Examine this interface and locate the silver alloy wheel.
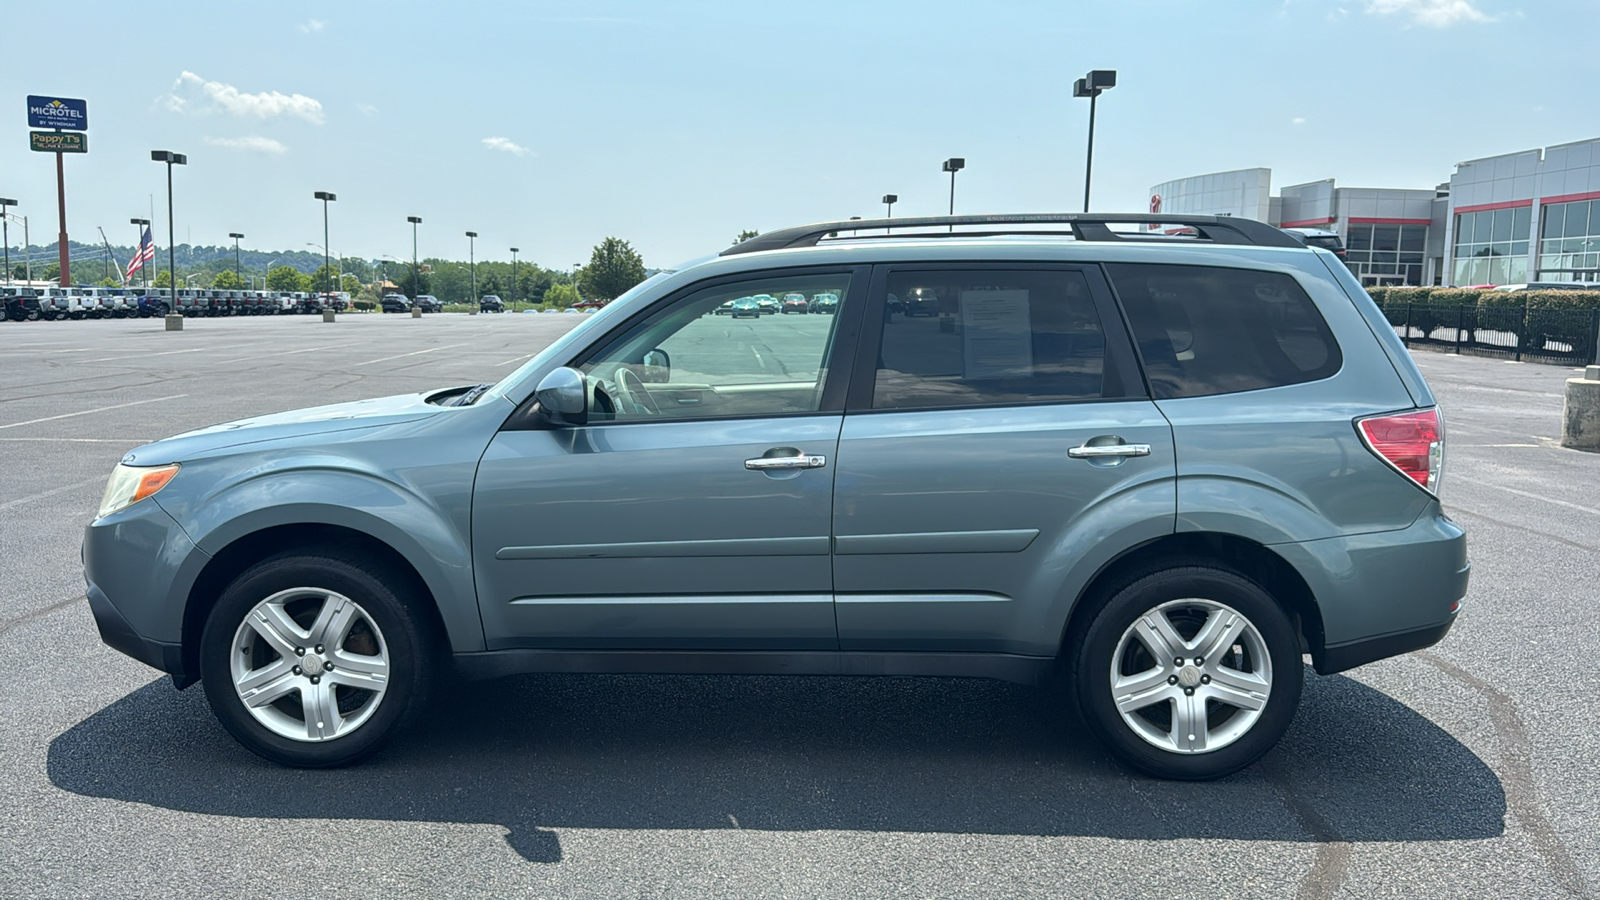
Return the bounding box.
[229,587,391,742]
[1109,598,1273,754]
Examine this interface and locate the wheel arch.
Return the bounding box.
[180,523,462,688]
[1060,531,1326,669]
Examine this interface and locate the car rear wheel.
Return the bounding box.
[1072,565,1302,780]
[199,552,437,767]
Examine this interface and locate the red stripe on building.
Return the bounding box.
[1453,199,1533,214]
[1538,190,1600,206]
[1279,217,1335,228]
[1349,217,1431,225]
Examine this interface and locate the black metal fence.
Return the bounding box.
[1379,303,1600,367]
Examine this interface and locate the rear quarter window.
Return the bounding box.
[1105,263,1341,400]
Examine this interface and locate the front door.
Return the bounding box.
[473,267,865,650]
[831,264,1176,657]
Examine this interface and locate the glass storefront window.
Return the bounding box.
[1513,206,1532,238]
[1491,209,1514,242]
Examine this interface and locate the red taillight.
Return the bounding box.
[1357,408,1443,495]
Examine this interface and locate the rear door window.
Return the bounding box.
[869,269,1109,410]
[1105,263,1341,399]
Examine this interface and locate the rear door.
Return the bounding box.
[830,263,1176,656]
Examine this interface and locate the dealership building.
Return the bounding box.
[1148,136,1600,288]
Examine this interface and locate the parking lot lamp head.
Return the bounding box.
[0,198,14,285]
[882,194,897,218]
[150,152,186,317]
[1073,69,1116,212]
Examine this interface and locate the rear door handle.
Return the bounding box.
[745,452,827,470]
[1067,443,1151,459]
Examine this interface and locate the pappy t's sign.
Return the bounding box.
[30,132,86,153]
[26,95,88,131]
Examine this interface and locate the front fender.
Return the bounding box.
[160,463,484,653]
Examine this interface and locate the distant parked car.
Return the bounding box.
[900,288,937,317]
[2,286,43,321]
[752,294,780,314]
[1281,227,1347,260]
[809,292,841,314]
[380,294,412,314]
[413,295,442,313]
[479,294,504,312]
[573,298,607,310]
[728,297,762,318]
[715,298,745,315]
[781,293,809,314]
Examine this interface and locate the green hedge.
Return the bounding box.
[1363,286,1600,354]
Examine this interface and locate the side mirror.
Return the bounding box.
[535,366,588,425]
[641,348,670,383]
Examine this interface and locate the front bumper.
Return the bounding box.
[83,498,207,685]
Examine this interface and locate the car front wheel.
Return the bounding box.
[1072,564,1302,780]
[199,552,436,767]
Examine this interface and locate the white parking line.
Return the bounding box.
[85,348,212,363]
[0,394,188,430]
[233,341,364,363]
[0,437,153,443]
[1464,479,1600,518]
[494,353,534,367]
[0,477,104,511]
[354,344,465,366]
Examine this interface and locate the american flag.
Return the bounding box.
[125,227,155,281]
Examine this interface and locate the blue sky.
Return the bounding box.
[1,0,1588,270]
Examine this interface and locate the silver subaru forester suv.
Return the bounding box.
[84,214,1466,779]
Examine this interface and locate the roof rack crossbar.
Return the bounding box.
[721,213,1301,256]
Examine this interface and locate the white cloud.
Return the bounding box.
[1292,117,1307,125]
[358,103,379,117]
[482,136,530,157]
[1365,0,1491,26]
[204,136,288,155]
[299,19,325,33]
[169,72,325,124]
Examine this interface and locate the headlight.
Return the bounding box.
[98,463,180,519]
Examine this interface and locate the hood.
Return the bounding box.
[123,392,446,465]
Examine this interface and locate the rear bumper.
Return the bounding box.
[1275,506,1468,675]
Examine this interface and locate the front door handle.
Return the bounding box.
[1067,443,1152,459]
[745,451,828,470]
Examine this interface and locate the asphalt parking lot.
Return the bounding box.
[1,314,1596,898]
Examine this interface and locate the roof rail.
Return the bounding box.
[721,213,1302,256]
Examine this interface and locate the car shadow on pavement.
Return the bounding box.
[47,666,1503,863]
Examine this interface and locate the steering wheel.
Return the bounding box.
[613,366,661,416]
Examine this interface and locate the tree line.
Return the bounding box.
[12,237,651,308]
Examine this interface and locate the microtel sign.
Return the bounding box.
[27,95,88,131]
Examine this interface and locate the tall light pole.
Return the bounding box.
[1073,69,1116,212]
[150,151,187,325]
[942,158,964,231]
[228,232,244,287]
[313,191,336,295]
[882,194,897,219]
[130,218,150,291]
[465,231,478,304]
[510,247,519,308]
[0,198,14,285]
[407,216,423,300]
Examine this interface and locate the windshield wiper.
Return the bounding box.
[452,383,494,407]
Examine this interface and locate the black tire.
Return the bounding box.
[199,551,439,767]
[1070,563,1303,780]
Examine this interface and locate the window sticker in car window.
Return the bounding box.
[960,289,1034,379]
